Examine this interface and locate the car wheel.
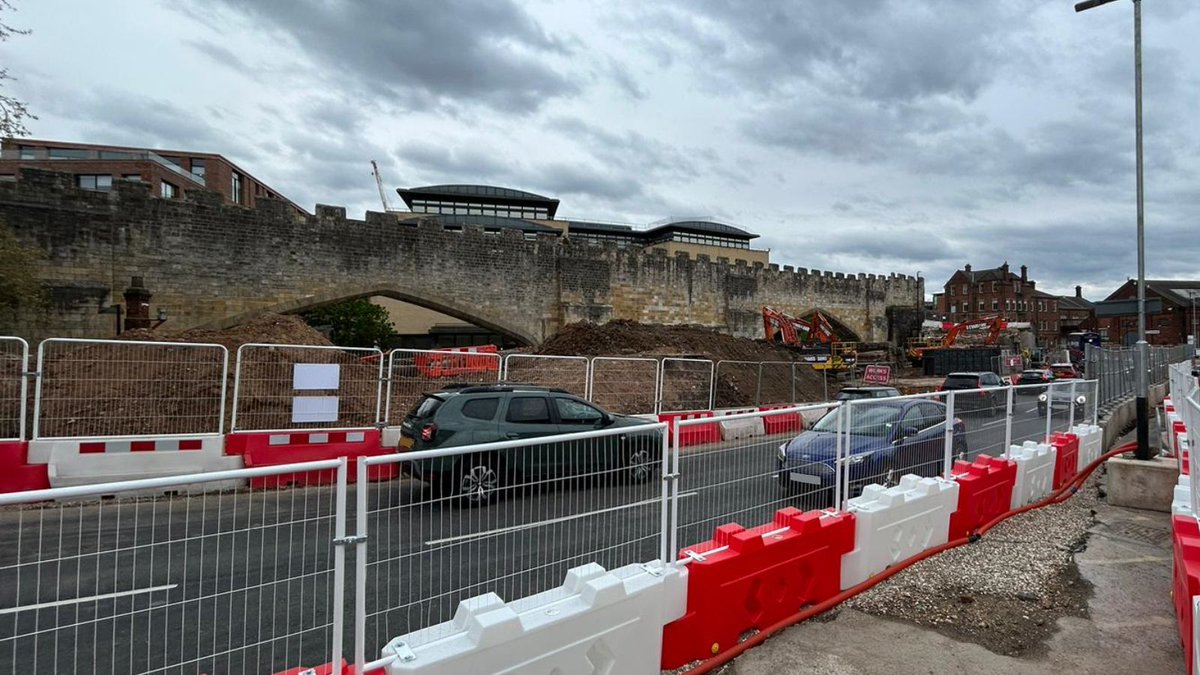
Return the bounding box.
[622,439,656,483]
[456,455,501,507]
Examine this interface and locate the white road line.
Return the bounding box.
[978,419,1009,428]
[0,584,177,615]
[424,492,698,546]
[1023,408,1039,414]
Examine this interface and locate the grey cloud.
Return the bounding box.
[198,0,578,113]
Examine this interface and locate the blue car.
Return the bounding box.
[776,399,967,505]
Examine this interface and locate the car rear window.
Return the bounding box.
[461,397,499,421]
[1022,370,1046,377]
[409,395,444,419]
[943,375,981,389]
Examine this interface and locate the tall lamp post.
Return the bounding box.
[1076,0,1151,459]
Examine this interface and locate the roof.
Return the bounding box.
[1145,280,1200,305]
[567,220,638,234]
[954,265,1020,283]
[431,214,559,233]
[645,220,758,240]
[397,184,560,217]
[1056,295,1094,311]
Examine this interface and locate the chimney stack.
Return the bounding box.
[1001,261,1009,274]
[964,263,972,273]
[1020,265,1028,282]
[1075,285,1082,298]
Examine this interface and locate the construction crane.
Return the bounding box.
[370,160,393,212]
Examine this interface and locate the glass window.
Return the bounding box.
[0,174,14,182]
[992,299,999,310]
[461,397,499,421]
[409,395,443,419]
[76,174,112,191]
[99,150,135,159]
[18,145,36,159]
[122,174,142,182]
[191,158,206,179]
[231,171,243,203]
[49,148,90,159]
[161,181,177,198]
[555,397,604,425]
[505,397,552,424]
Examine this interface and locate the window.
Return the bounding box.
[991,281,998,292]
[161,181,177,198]
[0,174,14,182]
[76,174,112,191]
[231,171,243,203]
[49,147,90,159]
[505,396,551,424]
[1014,282,1020,294]
[950,304,957,314]
[977,283,984,293]
[99,150,135,159]
[18,145,35,159]
[122,174,142,182]
[978,301,984,311]
[949,287,955,297]
[191,158,206,180]
[992,300,999,311]
[461,397,499,421]
[962,284,968,294]
[555,397,604,425]
[160,155,182,167]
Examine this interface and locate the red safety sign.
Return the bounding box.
[862,364,891,384]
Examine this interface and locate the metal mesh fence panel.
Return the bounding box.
[659,358,714,413]
[837,392,956,503]
[34,339,227,440]
[0,337,27,441]
[501,354,588,397]
[0,461,347,675]
[232,344,383,432]
[356,424,668,660]
[757,361,796,406]
[586,357,659,415]
[713,360,761,409]
[383,349,500,424]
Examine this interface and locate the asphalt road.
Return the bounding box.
[0,398,1083,674]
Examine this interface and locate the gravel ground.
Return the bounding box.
[844,473,1100,657]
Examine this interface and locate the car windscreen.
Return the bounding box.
[942,375,982,389]
[408,394,444,419]
[811,405,901,437]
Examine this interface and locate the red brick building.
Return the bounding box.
[0,138,305,215]
[1098,279,1200,346]
[933,262,1063,346]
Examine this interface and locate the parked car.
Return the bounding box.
[938,372,1005,415]
[776,399,967,506]
[834,386,902,401]
[398,385,659,504]
[1049,363,1081,380]
[1037,387,1088,418]
[1014,368,1054,394]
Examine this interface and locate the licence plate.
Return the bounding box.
[398,436,414,450]
[789,472,822,485]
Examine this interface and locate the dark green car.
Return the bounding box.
[398,385,661,504]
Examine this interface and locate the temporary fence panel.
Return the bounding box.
[0,459,349,675]
[659,358,714,414]
[501,354,588,398]
[231,344,383,433]
[757,361,798,407]
[947,385,1012,470]
[383,349,500,426]
[713,360,762,409]
[1184,393,1200,518]
[33,339,228,440]
[671,404,834,557]
[353,423,669,669]
[586,357,659,415]
[0,337,28,442]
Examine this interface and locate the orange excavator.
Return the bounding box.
[907,315,1008,364]
[762,307,837,345]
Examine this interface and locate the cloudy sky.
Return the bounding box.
[2,0,1198,300]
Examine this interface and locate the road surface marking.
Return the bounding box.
[978,418,1008,428]
[0,584,177,615]
[424,492,698,546]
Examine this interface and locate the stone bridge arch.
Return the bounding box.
[205,285,541,346]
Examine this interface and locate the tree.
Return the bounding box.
[0,1,36,138]
[300,298,395,348]
[0,219,46,328]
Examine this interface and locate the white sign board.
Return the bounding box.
[291,396,340,423]
[293,363,340,390]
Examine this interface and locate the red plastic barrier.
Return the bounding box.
[415,345,499,378]
[271,660,384,675]
[947,454,1017,540]
[1173,515,1200,674]
[226,429,397,487]
[0,440,49,494]
[1049,432,1080,490]
[758,405,804,436]
[660,507,855,669]
[659,411,721,447]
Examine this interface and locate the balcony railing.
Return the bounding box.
[0,148,206,186]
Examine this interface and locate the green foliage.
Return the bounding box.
[300,298,395,348]
[0,220,46,323]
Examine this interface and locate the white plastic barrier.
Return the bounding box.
[28,435,244,490]
[381,560,687,674]
[1070,423,1103,473]
[1173,474,1193,517]
[1009,441,1057,509]
[1194,596,1200,675]
[840,474,960,589]
[381,425,404,450]
[718,415,765,441]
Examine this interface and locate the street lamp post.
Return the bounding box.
[1076,0,1152,459]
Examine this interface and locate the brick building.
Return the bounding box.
[933,262,1063,346]
[1098,280,1200,346]
[1056,286,1097,337]
[0,138,306,215]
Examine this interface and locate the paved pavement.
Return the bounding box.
[0,401,1074,673]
